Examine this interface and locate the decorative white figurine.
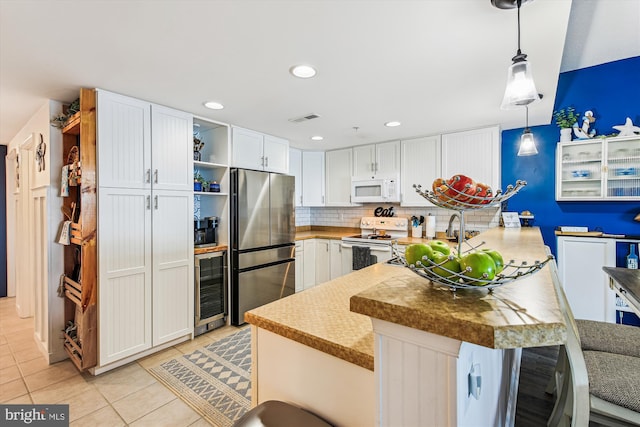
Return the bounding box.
[573,110,596,139]
[612,117,640,137]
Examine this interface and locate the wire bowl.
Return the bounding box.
[392,241,554,292]
[413,180,527,210]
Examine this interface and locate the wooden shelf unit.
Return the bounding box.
[61,88,97,371]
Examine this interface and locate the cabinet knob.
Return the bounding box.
[154,195,158,209]
[265,157,269,168]
[146,169,151,183]
[146,195,151,210]
[154,169,158,184]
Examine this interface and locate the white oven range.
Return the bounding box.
[340,216,408,274]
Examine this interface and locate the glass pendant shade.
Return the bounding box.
[501,60,540,109]
[518,129,538,156]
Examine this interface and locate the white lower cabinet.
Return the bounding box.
[98,188,152,365]
[557,236,617,322]
[303,240,317,290]
[330,240,343,280]
[151,190,194,345]
[297,239,346,290]
[98,188,194,366]
[295,241,303,292]
[315,239,331,285]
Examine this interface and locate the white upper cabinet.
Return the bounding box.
[97,90,193,191]
[556,136,640,201]
[263,135,289,174]
[377,141,401,176]
[97,90,151,189]
[231,126,289,174]
[325,148,358,206]
[151,105,193,191]
[401,135,441,206]
[353,141,400,177]
[441,126,500,189]
[289,148,303,207]
[302,151,325,206]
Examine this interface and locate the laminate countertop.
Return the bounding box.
[294,227,450,245]
[245,227,566,371]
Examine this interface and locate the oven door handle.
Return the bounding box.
[340,242,392,252]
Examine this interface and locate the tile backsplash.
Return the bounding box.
[296,205,501,233]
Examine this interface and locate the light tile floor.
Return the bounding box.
[0,297,240,426]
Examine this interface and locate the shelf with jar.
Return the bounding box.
[556,135,640,201]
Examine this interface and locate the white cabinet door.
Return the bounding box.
[232,127,264,170]
[325,148,356,206]
[315,239,331,285]
[303,239,316,290]
[151,105,193,192]
[97,90,151,189]
[152,190,194,345]
[263,135,289,174]
[401,136,441,206]
[557,236,617,322]
[353,144,376,177]
[98,188,152,365]
[441,126,500,189]
[302,151,325,206]
[289,148,303,207]
[376,141,400,176]
[295,241,303,292]
[330,240,343,280]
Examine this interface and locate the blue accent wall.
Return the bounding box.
[501,57,640,256]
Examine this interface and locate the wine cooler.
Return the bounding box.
[195,251,227,336]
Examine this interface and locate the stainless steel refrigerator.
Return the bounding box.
[230,168,296,325]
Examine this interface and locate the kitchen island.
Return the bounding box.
[245,227,566,426]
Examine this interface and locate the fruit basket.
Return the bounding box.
[393,242,554,292]
[394,176,553,291]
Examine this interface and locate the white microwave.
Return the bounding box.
[351,174,400,203]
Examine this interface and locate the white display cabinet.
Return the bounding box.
[556,136,640,201]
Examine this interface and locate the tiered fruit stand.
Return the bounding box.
[399,179,553,291]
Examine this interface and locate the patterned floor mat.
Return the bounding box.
[149,328,251,426]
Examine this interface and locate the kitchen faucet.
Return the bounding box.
[446,213,460,239]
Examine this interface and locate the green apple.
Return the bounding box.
[460,252,497,285]
[428,240,451,256]
[482,249,504,273]
[405,243,434,266]
[431,253,461,279]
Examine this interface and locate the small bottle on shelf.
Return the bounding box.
[627,243,638,269]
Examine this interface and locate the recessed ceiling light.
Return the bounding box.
[203,101,224,110]
[311,135,324,141]
[290,65,317,79]
[385,121,401,127]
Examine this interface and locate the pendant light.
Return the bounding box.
[493,0,540,109]
[518,106,538,156]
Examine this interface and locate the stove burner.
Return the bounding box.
[367,234,392,239]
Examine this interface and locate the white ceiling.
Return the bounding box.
[1,0,638,150]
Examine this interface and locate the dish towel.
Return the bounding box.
[353,246,377,270]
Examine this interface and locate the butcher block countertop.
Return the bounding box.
[245,227,566,371]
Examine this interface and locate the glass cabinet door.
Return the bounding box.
[605,136,640,199]
[557,140,604,200]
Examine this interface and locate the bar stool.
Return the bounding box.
[575,319,640,358]
[546,258,640,426]
[234,400,333,427]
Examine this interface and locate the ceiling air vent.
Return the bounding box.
[288,113,320,123]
